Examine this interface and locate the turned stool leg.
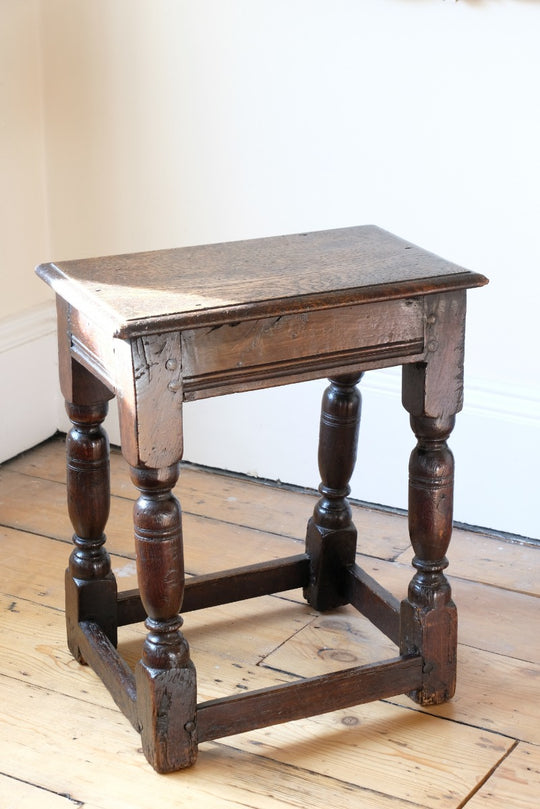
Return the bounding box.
[65,400,117,662]
[305,372,363,611]
[400,414,457,705]
[131,463,197,773]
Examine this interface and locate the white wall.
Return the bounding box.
[0,0,50,319]
[0,1,58,458]
[2,1,539,539]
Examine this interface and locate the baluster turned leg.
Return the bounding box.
[305,373,363,611]
[400,414,457,705]
[65,401,117,662]
[131,463,197,773]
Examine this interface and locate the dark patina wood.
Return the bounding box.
[304,373,363,611]
[196,655,424,744]
[116,554,311,626]
[64,399,118,661]
[346,564,401,645]
[36,225,487,772]
[78,621,138,728]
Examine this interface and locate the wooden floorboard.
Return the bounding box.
[0,435,539,808]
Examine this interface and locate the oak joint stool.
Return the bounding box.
[37,225,487,773]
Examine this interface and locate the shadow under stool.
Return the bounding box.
[36,225,487,772]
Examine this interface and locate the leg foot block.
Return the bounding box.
[304,519,357,611]
[65,569,118,663]
[136,660,197,773]
[400,598,457,705]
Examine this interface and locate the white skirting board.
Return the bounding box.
[2,304,538,540]
[0,302,59,464]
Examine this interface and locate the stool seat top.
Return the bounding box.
[37,225,487,338]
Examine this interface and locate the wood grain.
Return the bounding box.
[262,605,540,746]
[197,655,423,743]
[224,701,513,809]
[1,438,537,807]
[180,298,423,399]
[5,438,412,560]
[36,225,491,768]
[465,743,540,808]
[36,225,487,337]
[0,774,80,809]
[2,449,538,665]
[16,436,539,590]
[0,675,514,809]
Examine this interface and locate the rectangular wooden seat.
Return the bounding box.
[37,225,487,772]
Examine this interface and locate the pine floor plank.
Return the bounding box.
[0,467,307,567]
[356,556,540,664]
[396,536,540,598]
[1,674,513,809]
[390,648,540,747]
[1,676,443,809]
[0,526,138,610]
[223,703,513,808]
[7,436,538,589]
[0,591,311,705]
[2,437,539,808]
[0,774,81,809]
[262,609,540,745]
[2,438,412,560]
[465,743,540,808]
[261,603,398,672]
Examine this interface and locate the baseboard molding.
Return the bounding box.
[0,301,59,463]
[350,368,539,539]
[362,366,540,425]
[0,300,57,355]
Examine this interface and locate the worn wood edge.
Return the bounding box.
[36,259,486,340]
[115,273,488,338]
[196,654,423,743]
[78,621,138,729]
[347,564,401,644]
[70,334,116,393]
[117,554,311,626]
[35,264,124,337]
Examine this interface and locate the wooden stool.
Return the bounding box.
[37,225,487,773]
